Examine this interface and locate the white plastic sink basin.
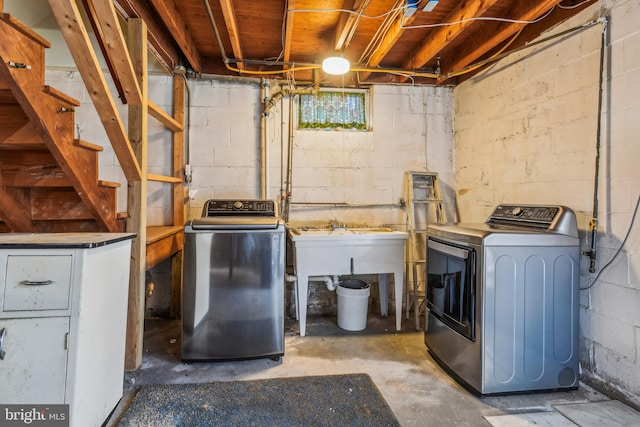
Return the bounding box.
[288,227,405,240]
[287,224,408,336]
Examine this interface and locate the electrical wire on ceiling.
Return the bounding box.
[442,17,603,81]
[359,0,404,66]
[401,6,556,30]
[445,27,524,79]
[343,0,373,49]
[287,3,413,20]
[559,0,595,10]
[201,0,596,83]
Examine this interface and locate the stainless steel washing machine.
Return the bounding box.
[425,204,580,395]
[182,199,285,361]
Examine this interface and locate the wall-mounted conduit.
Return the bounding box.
[583,16,608,274]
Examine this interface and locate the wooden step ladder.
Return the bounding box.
[404,171,445,330]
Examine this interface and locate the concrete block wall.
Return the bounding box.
[43,70,456,319]
[453,0,640,406]
[186,81,455,229]
[184,80,455,317]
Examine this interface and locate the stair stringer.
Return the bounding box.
[0,14,122,232]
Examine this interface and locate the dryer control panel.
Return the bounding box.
[486,204,578,236]
[490,205,559,224]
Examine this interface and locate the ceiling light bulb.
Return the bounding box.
[322,57,350,75]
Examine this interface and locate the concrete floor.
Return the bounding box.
[107,314,638,426]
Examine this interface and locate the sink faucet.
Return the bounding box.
[329,220,346,230]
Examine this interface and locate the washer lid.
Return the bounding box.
[427,222,579,247]
[187,216,282,230]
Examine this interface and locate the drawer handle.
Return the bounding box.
[0,328,6,360]
[19,280,54,286]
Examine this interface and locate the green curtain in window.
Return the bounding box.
[299,92,366,130]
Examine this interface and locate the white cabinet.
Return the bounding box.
[0,233,134,427]
[1,317,69,403]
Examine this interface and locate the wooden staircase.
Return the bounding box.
[0,3,186,371]
[0,13,125,232]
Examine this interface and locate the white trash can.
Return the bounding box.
[337,279,370,331]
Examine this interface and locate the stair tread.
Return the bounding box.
[75,139,104,152]
[98,180,121,188]
[0,89,18,103]
[1,14,51,48]
[44,86,80,107]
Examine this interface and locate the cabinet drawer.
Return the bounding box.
[3,255,73,311]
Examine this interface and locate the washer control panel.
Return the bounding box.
[203,199,277,216]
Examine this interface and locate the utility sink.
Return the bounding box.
[287,222,408,336]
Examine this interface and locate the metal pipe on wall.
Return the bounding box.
[260,79,268,199]
[585,17,609,273]
[284,94,295,222]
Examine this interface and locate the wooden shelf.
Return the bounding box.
[148,173,183,183]
[145,225,183,270]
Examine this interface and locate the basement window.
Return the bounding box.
[298,89,369,130]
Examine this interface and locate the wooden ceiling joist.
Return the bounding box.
[218,0,244,70]
[359,0,425,80]
[283,0,295,62]
[112,0,180,73]
[334,0,367,52]
[401,0,500,74]
[98,0,596,85]
[148,0,202,72]
[441,0,565,78]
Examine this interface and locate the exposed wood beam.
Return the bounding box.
[48,0,141,181]
[125,17,148,371]
[86,0,142,105]
[81,0,126,103]
[148,0,202,72]
[441,0,565,79]
[113,0,179,73]
[359,0,425,80]
[334,0,366,51]
[283,0,295,62]
[172,75,185,227]
[171,76,185,322]
[218,0,244,70]
[148,173,182,183]
[400,0,500,73]
[149,101,183,132]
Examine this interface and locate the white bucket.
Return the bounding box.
[337,279,370,331]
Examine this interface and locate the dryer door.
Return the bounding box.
[426,238,477,341]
